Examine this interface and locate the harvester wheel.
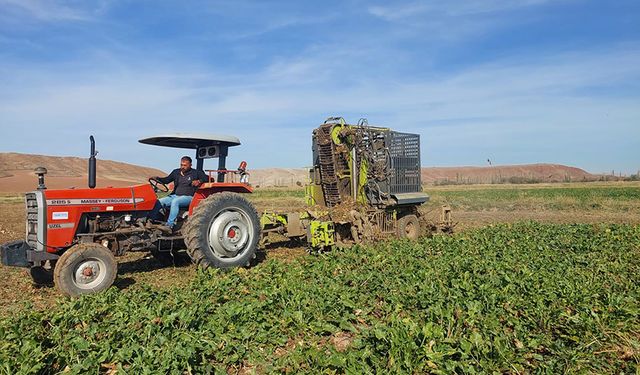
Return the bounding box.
[397,214,420,241]
[184,192,260,269]
[53,243,118,297]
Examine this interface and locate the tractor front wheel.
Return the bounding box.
[184,192,260,269]
[53,243,118,297]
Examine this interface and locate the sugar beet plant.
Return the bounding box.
[1,222,639,373]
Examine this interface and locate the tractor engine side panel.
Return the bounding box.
[42,184,157,252]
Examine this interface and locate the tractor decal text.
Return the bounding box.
[47,223,75,229]
[52,212,69,220]
[46,198,145,206]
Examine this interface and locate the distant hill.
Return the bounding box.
[0,153,600,192]
[0,153,164,193]
[249,163,600,187]
[421,163,599,185]
[249,168,309,187]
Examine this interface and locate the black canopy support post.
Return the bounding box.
[217,146,228,183]
[195,155,206,182]
[196,156,204,172]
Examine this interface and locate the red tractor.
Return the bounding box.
[0,134,261,296]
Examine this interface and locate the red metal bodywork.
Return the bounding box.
[43,184,157,252]
[189,183,253,214]
[42,181,252,253]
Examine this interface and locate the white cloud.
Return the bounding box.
[368,2,430,21]
[217,13,340,41]
[0,0,95,22]
[364,0,571,41]
[368,0,556,21]
[0,34,638,172]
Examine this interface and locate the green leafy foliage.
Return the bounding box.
[1,222,639,373]
[430,185,640,211]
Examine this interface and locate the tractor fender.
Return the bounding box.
[189,184,253,215]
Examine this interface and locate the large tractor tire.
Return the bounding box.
[53,243,118,297]
[184,192,261,269]
[397,214,420,241]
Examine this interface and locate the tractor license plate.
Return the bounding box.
[0,240,30,267]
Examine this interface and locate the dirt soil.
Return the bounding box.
[0,203,57,316]
[428,209,640,231]
[0,201,309,317]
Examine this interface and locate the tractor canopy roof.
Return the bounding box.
[138,133,241,149]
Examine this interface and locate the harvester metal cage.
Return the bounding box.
[308,117,427,209]
[388,131,422,194]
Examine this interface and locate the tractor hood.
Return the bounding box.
[139,133,241,149]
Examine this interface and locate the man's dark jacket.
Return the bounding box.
[156,168,208,196]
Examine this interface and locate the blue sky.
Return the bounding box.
[0,0,638,174]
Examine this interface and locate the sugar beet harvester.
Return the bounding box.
[0,117,450,296]
[261,117,451,250]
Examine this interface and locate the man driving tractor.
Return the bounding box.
[151,156,208,229]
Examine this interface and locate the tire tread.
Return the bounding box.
[183,192,260,269]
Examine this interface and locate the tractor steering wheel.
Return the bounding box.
[149,178,169,193]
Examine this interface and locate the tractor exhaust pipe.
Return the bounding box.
[88,135,97,189]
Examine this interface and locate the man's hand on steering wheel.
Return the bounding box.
[148,177,169,193]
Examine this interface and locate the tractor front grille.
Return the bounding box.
[25,192,45,251]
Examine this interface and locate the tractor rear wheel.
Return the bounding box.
[53,243,118,297]
[184,192,260,269]
[397,214,420,241]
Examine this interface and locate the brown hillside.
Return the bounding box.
[250,168,309,187]
[0,153,598,192]
[0,153,165,193]
[422,164,598,185]
[250,163,598,187]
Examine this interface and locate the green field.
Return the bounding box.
[246,183,640,228]
[1,222,639,373]
[428,184,640,212]
[1,182,639,373]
